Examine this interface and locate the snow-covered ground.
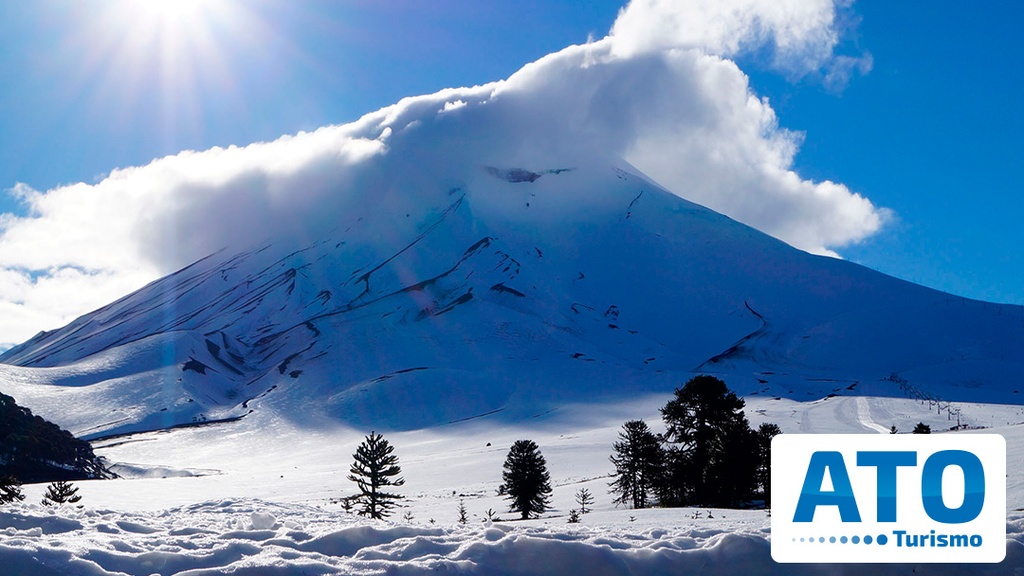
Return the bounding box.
[1,137,1021,574]
[4,394,1024,575]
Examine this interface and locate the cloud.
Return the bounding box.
[0,0,889,345]
[610,0,839,71]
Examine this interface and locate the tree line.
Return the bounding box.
[344,432,557,521]
[343,375,782,521]
[609,375,779,509]
[1,477,85,506]
[3,375,779,518]
[0,391,109,483]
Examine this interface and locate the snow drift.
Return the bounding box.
[2,498,1023,576]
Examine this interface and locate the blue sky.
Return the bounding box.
[0,1,1021,342]
[745,2,1024,305]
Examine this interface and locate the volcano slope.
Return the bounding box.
[1,157,1021,438]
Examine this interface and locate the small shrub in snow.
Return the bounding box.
[575,488,594,514]
[457,499,469,524]
[567,509,581,523]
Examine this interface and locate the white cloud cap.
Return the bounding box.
[611,0,839,70]
[0,0,887,344]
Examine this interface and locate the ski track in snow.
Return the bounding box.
[855,397,891,434]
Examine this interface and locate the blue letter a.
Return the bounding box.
[793,451,861,522]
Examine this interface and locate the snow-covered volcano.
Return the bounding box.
[1,156,1021,439]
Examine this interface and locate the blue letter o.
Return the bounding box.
[921,450,985,524]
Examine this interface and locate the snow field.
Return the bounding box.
[0,500,783,576]
[5,394,1024,574]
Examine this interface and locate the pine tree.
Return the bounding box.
[755,422,782,507]
[0,476,25,505]
[347,431,405,520]
[705,418,758,507]
[457,499,469,524]
[500,440,552,520]
[912,422,931,434]
[575,487,594,514]
[609,419,664,509]
[41,480,82,506]
[659,375,758,507]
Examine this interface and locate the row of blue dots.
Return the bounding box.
[792,534,889,545]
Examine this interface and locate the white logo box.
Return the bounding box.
[771,434,1005,563]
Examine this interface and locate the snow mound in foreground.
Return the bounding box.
[2,499,1024,575]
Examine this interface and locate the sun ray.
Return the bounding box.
[62,0,259,151]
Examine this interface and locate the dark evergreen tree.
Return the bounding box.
[41,480,82,506]
[0,392,108,483]
[575,487,594,514]
[755,422,782,507]
[912,422,931,434]
[457,499,469,524]
[0,476,25,505]
[654,446,691,507]
[710,419,760,507]
[609,419,664,509]
[347,431,405,520]
[659,375,758,507]
[499,440,552,520]
[890,425,898,434]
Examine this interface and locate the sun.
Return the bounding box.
[105,0,242,87]
[61,0,257,141]
[136,0,221,20]
[125,0,232,30]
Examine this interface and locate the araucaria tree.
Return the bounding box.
[575,487,594,514]
[1,476,25,505]
[500,440,552,520]
[660,375,758,507]
[755,422,782,507]
[41,480,82,506]
[609,419,664,509]
[348,431,405,520]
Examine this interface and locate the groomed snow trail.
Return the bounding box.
[855,396,891,434]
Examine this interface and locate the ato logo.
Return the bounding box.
[772,434,1005,563]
